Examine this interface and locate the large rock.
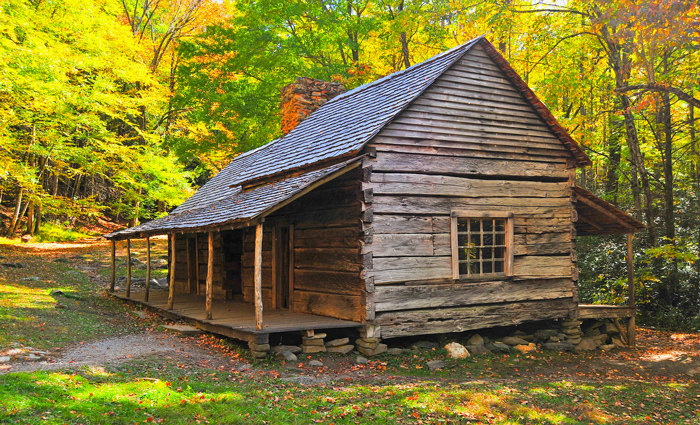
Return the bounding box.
[20,234,33,243]
[356,356,368,365]
[534,329,559,341]
[514,343,537,354]
[411,341,438,350]
[467,334,484,346]
[327,345,354,354]
[575,338,599,352]
[276,351,298,362]
[427,360,445,370]
[358,343,387,357]
[502,336,529,346]
[302,345,326,354]
[466,344,491,356]
[326,337,350,347]
[544,342,575,352]
[605,323,620,334]
[444,342,470,359]
[486,341,511,353]
[272,345,302,354]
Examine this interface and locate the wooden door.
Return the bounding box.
[274,226,293,309]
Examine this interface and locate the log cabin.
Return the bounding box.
[105,36,645,356]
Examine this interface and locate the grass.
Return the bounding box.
[1,359,698,424]
[0,240,149,350]
[34,222,99,243]
[1,240,700,424]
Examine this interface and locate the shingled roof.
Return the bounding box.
[106,36,591,240]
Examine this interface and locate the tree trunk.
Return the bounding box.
[34,204,41,235]
[26,201,34,236]
[7,189,24,237]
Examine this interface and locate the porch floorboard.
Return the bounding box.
[111,289,362,343]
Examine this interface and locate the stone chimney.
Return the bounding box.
[280,77,345,135]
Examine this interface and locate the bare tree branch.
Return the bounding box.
[617,83,700,109]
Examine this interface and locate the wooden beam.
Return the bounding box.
[206,232,213,320]
[109,240,116,292]
[186,235,192,294]
[574,194,635,231]
[145,236,151,302]
[627,233,636,347]
[576,213,603,231]
[126,239,132,298]
[195,234,201,295]
[167,234,176,309]
[254,222,264,331]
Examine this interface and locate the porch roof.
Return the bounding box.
[105,159,360,240]
[572,186,646,236]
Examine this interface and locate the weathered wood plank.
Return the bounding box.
[294,227,362,248]
[373,195,572,216]
[369,173,570,198]
[370,152,569,179]
[371,142,568,163]
[294,247,362,272]
[369,233,434,257]
[376,299,576,338]
[374,278,574,312]
[370,256,452,284]
[513,255,572,277]
[293,290,363,322]
[294,269,361,296]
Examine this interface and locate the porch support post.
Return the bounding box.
[195,234,201,295]
[145,236,151,302]
[109,239,116,292]
[206,232,213,320]
[254,221,264,331]
[126,238,132,298]
[167,233,176,309]
[627,233,636,347]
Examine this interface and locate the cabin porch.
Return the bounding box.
[111,288,362,349]
[572,186,646,345]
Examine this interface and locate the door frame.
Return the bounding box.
[271,224,294,310]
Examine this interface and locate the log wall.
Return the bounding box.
[363,44,579,338]
[172,233,233,300]
[241,171,364,321]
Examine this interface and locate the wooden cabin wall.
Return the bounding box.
[172,233,232,300]
[241,171,364,321]
[363,44,578,339]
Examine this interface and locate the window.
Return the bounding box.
[451,211,513,280]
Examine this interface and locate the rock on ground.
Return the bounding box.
[444,342,470,359]
[427,360,446,370]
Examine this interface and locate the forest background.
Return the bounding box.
[1,0,698,329]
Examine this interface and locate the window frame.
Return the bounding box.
[450,210,514,280]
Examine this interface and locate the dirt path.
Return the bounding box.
[1,331,236,374]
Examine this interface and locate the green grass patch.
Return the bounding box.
[1,361,698,424]
[34,222,99,243]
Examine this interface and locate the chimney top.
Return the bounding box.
[280,77,345,135]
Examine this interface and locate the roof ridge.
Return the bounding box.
[323,36,484,107]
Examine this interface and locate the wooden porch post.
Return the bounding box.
[206,232,214,320]
[167,233,176,309]
[195,234,201,295]
[126,238,132,298]
[254,222,264,331]
[109,239,116,292]
[627,233,636,347]
[145,236,151,302]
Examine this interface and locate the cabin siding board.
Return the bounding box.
[363,46,576,337]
